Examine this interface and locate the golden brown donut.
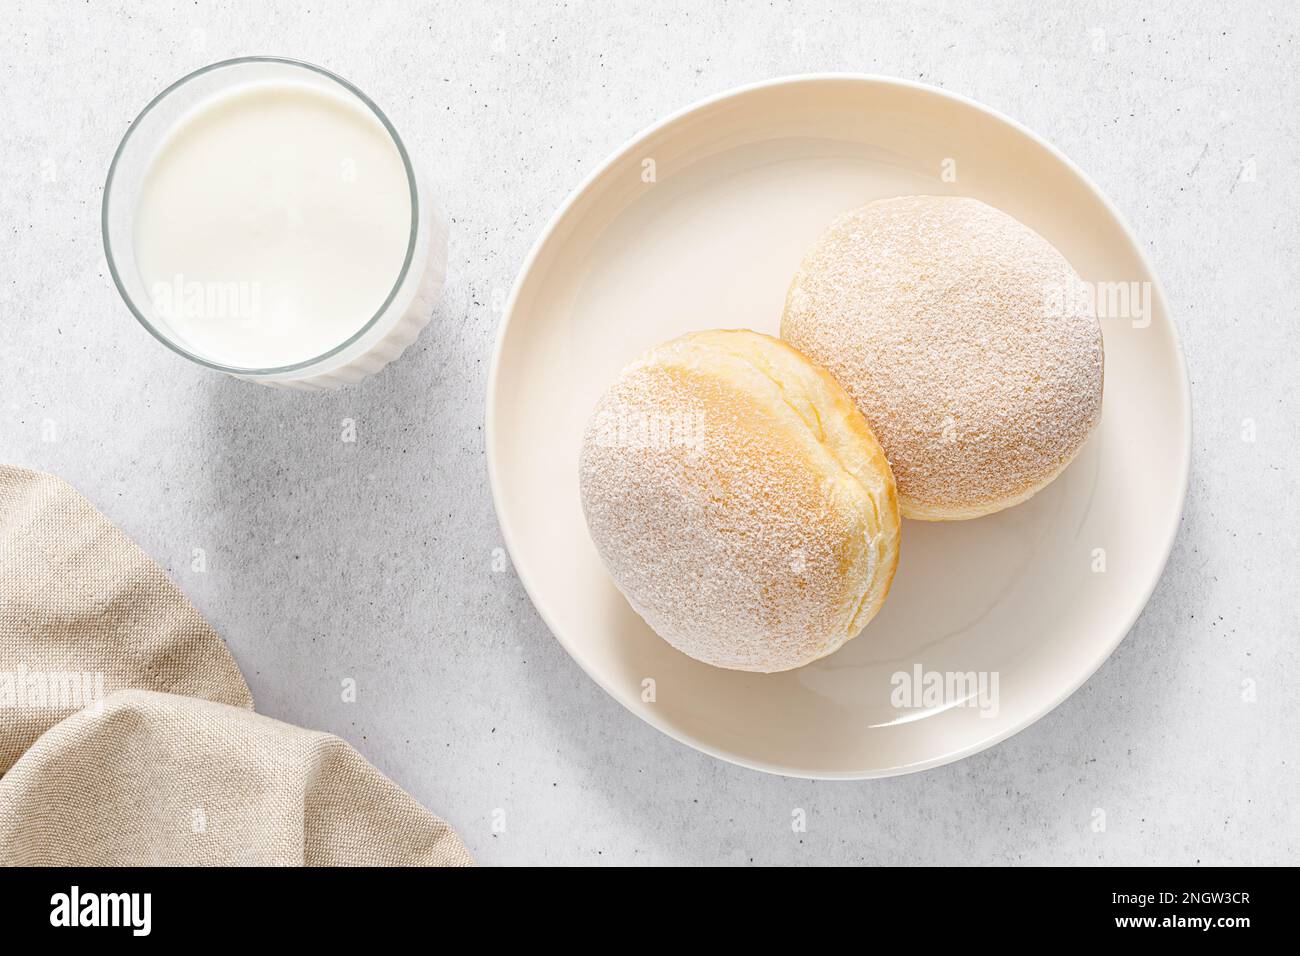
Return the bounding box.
[579,330,900,672]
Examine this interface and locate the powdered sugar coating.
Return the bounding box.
[782,196,1104,520]
[579,330,899,673]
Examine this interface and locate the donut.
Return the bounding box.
[781,195,1104,520]
[579,329,900,673]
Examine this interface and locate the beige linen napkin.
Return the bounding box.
[0,465,471,866]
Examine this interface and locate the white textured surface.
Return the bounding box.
[1,0,1296,865]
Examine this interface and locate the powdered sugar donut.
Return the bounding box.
[579,330,900,673]
[782,196,1104,520]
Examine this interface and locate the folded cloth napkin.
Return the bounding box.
[0,465,471,866]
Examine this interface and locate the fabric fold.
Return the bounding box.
[0,464,471,866]
[0,465,252,772]
[0,689,472,865]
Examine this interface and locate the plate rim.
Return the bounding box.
[486,73,1192,780]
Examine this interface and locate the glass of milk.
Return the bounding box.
[103,57,445,388]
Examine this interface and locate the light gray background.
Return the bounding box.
[2,0,1296,865]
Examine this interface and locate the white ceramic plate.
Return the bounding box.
[487,76,1190,778]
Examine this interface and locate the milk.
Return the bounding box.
[133,79,412,369]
